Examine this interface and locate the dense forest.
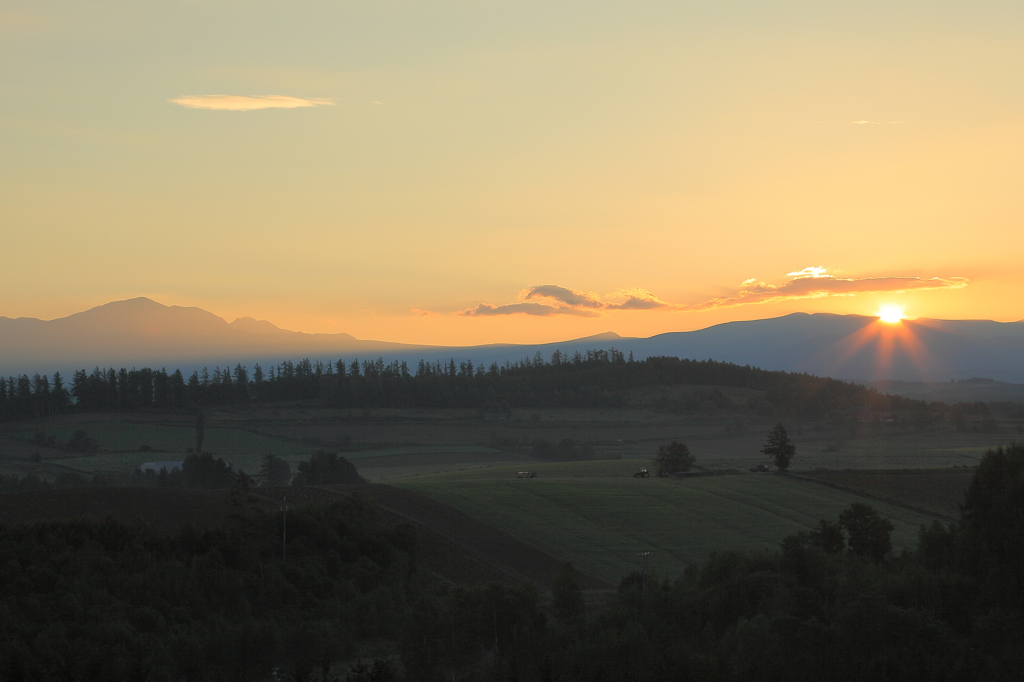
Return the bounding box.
[0,445,1021,681]
[0,349,936,423]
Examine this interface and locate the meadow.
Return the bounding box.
[395,460,943,582]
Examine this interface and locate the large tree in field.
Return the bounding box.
[761,423,795,470]
[653,441,695,476]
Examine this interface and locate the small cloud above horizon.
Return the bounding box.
[169,95,334,111]
[460,302,599,317]
[524,285,603,309]
[457,285,678,317]
[604,288,673,311]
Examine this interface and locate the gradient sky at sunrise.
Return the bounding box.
[3,0,1022,345]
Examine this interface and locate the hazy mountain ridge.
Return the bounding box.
[3,298,1024,388]
[0,298,428,372]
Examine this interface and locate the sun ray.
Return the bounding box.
[819,315,941,381]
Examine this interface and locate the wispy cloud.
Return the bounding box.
[689,268,968,311]
[169,95,334,111]
[523,285,603,309]
[460,302,599,317]
[458,285,676,317]
[604,288,673,311]
[851,120,906,125]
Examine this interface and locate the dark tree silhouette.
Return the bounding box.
[295,451,361,485]
[67,430,99,453]
[959,443,1024,604]
[259,454,292,486]
[551,562,585,626]
[838,503,893,561]
[181,452,233,488]
[761,423,795,470]
[815,519,846,554]
[653,441,695,476]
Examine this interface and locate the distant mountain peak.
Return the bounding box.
[570,331,624,342]
[96,296,164,309]
[229,317,283,334]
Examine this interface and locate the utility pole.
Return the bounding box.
[639,551,650,600]
[281,496,287,562]
[638,551,651,682]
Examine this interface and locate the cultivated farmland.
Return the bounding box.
[396,461,946,583]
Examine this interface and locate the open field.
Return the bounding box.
[395,460,946,582]
[2,405,1013,480]
[354,446,532,482]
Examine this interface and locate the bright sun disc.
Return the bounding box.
[878,305,904,323]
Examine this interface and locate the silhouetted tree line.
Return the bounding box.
[128,451,364,490]
[2,349,944,423]
[1,444,1022,680]
[0,496,417,681]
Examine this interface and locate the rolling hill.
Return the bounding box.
[4,298,1024,385]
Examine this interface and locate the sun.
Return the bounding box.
[878,304,904,324]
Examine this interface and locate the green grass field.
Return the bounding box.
[10,422,315,475]
[16,422,310,457]
[345,445,508,460]
[396,460,944,582]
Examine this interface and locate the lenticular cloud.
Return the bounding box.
[169,95,334,111]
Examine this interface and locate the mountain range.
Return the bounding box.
[3,297,1024,386]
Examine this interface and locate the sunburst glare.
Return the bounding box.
[878,305,904,324]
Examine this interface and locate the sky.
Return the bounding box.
[3,0,1023,346]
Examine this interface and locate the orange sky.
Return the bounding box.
[3,1,1022,344]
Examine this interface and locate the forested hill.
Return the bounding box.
[1,349,929,422]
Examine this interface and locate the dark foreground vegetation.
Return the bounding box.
[1,445,1021,681]
[1,349,950,422]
